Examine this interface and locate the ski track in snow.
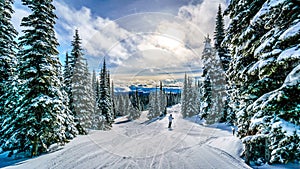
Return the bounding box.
[1,106,251,169]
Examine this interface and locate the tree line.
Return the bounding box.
[1,0,299,164]
[0,0,181,157]
[0,0,118,157]
[182,2,300,165]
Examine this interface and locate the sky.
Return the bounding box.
[12,0,228,86]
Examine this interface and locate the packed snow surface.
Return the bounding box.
[1,105,251,169]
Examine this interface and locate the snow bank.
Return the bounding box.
[207,136,244,159]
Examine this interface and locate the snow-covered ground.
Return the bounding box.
[0,105,296,169]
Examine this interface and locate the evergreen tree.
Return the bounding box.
[159,81,167,115]
[181,75,199,118]
[209,56,227,123]
[90,74,106,130]
[95,79,100,104]
[199,68,212,119]
[111,81,116,118]
[199,35,226,123]
[92,70,97,96]
[123,94,130,116]
[214,4,230,72]
[214,4,231,123]
[224,0,266,138]
[91,70,98,115]
[82,60,94,128]
[185,77,198,117]
[181,73,188,118]
[69,30,82,76]
[115,95,124,116]
[131,89,140,111]
[127,94,141,120]
[194,80,201,114]
[91,110,106,130]
[69,30,88,134]
[98,59,113,127]
[0,0,17,81]
[147,89,160,119]
[63,52,71,95]
[1,0,77,156]
[225,0,300,163]
[52,51,77,140]
[0,0,18,125]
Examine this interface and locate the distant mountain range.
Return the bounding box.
[114,85,182,95]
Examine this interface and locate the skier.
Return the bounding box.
[168,114,174,128]
[231,127,235,136]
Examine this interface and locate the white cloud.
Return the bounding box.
[178,0,227,34]
[12,0,227,84]
[53,1,136,70]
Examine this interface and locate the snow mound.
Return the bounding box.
[207,136,244,159]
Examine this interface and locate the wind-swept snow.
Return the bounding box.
[0,105,251,169]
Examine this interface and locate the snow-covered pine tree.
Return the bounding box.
[0,0,17,79]
[195,80,201,114]
[199,68,212,120]
[98,59,114,127]
[91,77,106,129]
[225,0,300,163]
[0,0,18,126]
[1,0,78,156]
[95,78,100,105]
[130,89,140,111]
[111,81,116,118]
[0,79,21,154]
[62,52,76,136]
[69,30,89,134]
[127,93,141,120]
[159,81,167,115]
[69,30,82,76]
[106,70,111,96]
[185,77,198,118]
[91,70,98,115]
[91,110,106,130]
[115,94,124,116]
[147,89,160,119]
[181,75,199,118]
[214,4,231,123]
[268,115,300,164]
[224,0,266,138]
[53,50,78,141]
[63,52,71,95]
[82,60,94,128]
[226,94,236,125]
[92,70,97,96]
[166,91,172,107]
[181,73,188,118]
[214,4,230,72]
[200,35,226,123]
[122,94,130,116]
[208,55,227,123]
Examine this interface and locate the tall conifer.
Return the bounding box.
[0,0,18,125]
[98,59,113,127]
[1,0,77,156]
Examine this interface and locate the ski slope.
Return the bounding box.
[1,105,251,169]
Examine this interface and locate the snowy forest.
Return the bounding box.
[0,0,299,168]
